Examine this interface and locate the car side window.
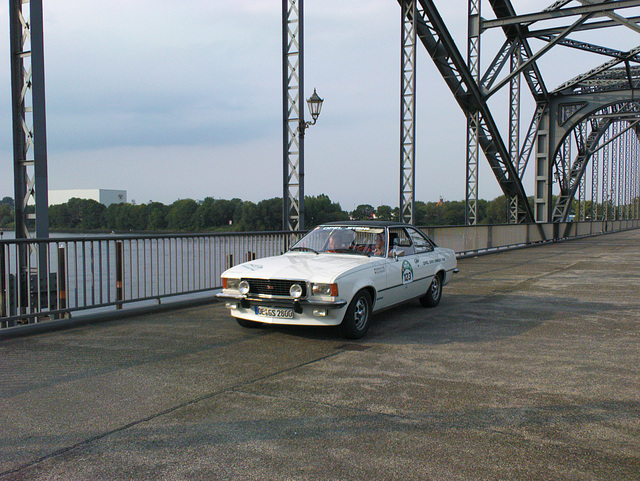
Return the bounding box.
[389,228,415,256]
[407,227,434,253]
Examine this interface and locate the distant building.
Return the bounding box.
[49,189,127,207]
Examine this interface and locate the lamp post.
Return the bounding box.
[290,88,323,231]
[283,86,323,231]
[299,88,324,136]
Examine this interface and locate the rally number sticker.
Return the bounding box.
[402,260,414,285]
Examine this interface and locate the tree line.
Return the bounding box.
[0,197,15,229]
[0,195,345,232]
[0,193,531,232]
[11,193,635,232]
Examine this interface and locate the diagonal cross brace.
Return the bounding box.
[402,0,535,223]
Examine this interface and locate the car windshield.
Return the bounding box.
[290,226,386,256]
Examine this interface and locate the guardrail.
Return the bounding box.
[1,231,302,329]
[1,220,638,332]
[426,219,639,256]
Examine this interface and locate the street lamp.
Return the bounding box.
[299,88,324,136]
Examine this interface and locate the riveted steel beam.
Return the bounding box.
[282,0,305,231]
[406,0,536,224]
[10,0,49,241]
[482,0,640,30]
[400,0,417,225]
[466,0,481,226]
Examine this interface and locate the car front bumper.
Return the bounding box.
[216,292,348,326]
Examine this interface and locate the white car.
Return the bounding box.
[217,221,458,339]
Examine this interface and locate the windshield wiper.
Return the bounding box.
[289,246,319,254]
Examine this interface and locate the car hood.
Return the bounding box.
[223,252,375,283]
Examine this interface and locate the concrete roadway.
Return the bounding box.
[1,229,639,480]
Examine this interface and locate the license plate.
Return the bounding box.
[255,306,294,319]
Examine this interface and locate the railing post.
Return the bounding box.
[57,245,66,318]
[116,240,124,309]
[0,247,6,323]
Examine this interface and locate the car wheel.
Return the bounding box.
[341,289,372,339]
[419,273,442,308]
[236,317,262,329]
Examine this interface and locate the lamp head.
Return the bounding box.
[306,88,324,122]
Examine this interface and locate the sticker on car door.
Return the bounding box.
[402,260,413,284]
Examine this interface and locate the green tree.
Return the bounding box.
[166,199,198,231]
[416,201,443,226]
[305,194,348,228]
[254,198,282,231]
[104,203,145,231]
[414,201,428,225]
[50,198,105,230]
[49,203,71,229]
[215,198,243,228]
[75,198,105,230]
[0,203,13,228]
[193,197,244,230]
[146,202,168,230]
[375,205,393,221]
[482,196,508,224]
[350,204,375,220]
[441,200,466,226]
[195,197,242,229]
[233,200,258,231]
[194,197,217,230]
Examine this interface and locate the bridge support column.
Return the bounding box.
[508,42,522,224]
[400,0,417,225]
[10,0,49,241]
[534,109,552,222]
[282,0,305,231]
[10,0,49,316]
[465,0,481,226]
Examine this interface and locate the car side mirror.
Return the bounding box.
[391,248,404,261]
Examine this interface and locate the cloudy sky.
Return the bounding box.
[0,1,637,211]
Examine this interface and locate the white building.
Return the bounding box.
[49,189,127,207]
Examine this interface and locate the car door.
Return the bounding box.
[406,226,438,295]
[380,227,424,306]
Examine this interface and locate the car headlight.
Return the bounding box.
[289,283,303,298]
[311,283,338,296]
[223,278,241,290]
[238,280,250,295]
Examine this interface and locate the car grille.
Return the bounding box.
[245,278,307,298]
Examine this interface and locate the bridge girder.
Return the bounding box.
[400,0,537,224]
[10,0,49,240]
[543,96,640,223]
[282,0,305,231]
[399,0,640,230]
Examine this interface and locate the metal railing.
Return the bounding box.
[1,220,638,331]
[426,219,639,256]
[1,231,302,329]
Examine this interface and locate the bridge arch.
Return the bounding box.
[548,100,640,222]
[534,59,640,223]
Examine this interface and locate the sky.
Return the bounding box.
[0,1,638,212]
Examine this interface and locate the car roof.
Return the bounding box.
[321,220,412,228]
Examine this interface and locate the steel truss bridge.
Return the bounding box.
[3,0,640,330]
[283,0,640,230]
[6,1,640,235]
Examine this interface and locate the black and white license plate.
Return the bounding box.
[255,306,294,319]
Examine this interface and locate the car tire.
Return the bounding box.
[236,317,262,329]
[341,289,372,339]
[419,273,442,308]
